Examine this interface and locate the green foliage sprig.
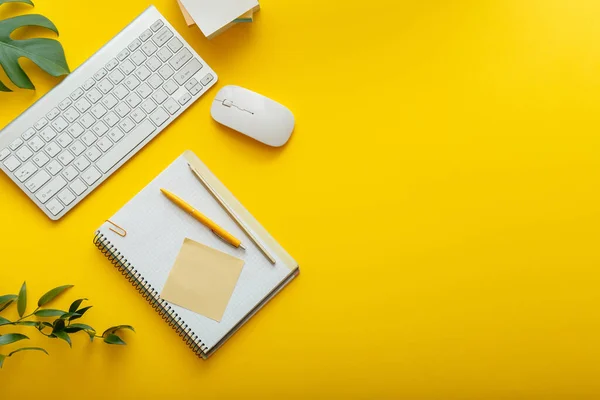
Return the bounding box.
[0,282,134,368]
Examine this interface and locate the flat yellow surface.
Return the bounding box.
[2,0,600,398]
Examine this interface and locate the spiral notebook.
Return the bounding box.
[93,150,299,359]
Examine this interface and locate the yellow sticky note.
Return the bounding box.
[161,238,245,322]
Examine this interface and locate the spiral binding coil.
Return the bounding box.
[93,231,208,357]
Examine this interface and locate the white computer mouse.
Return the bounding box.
[210,85,295,147]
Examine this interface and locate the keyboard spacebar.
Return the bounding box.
[96,120,156,174]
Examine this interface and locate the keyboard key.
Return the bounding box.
[46,108,60,121]
[103,111,120,127]
[10,138,23,150]
[120,59,136,75]
[128,38,142,51]
[134,65,151,81]
[69,140,86,156]
[45,142,61,158]
[117,48,130,61]
[58,188,76,206]
[98,79,114,94]
[109,69,125,85]
[148,74,163,89]
[91,103,108,118]
[106,58,119,71]
[28,136,45,152]
[167,37,183,53]
[146,56,162,71]
[150,107,169,126]
[81,131,98,146]
[40,127,57,141]
[0,148,9,161]
[64,107,80,123]
[163,98,180,115]
[36,176,67,204]
[33,152,50,167]
[141,41,158,56]
[153,26,173,47]
[15,146,33,161]
[178,92,192,105]
[75,97,92,113]
[137,82,153,98]
[34,118,49,130]
[150,19,164,32]
[140,29,152,42]
[141,98,157,114]
[83,78,95,90]
[51,117,69,132]
[163,79,178,95]
[80,113,96,128]
[152,88,168,104]
[68,122,85,138]
[115,102,131,117]
[158,64,174,80]
[85,146,101,161]
[74,156,91,171]
[101,93,119,109]
[124,75,140,90]
[70,88,84,100]
[86,88,103,103]
[184,78,198,91]
[97,120,156,173]
[62,165,79,181]
[174,59,202,85]
[92,121,109,136]
[200,73,214,86]
[169,49,192,70]
[188,83,202,96]
[46,159,62,175]
[125,92,142,108]
[25,170,51,192]
[157,47,172,62]
[97,136,114,152]
[131,108,145,123]
[82,166,102,185]
[57,133,73,148]
[118,117,135,133]
[58,151,75,166]
[3,155,20,171]
[15,162,36,182]
[131,50,146,66]
[114,85,129,100]
[22,128,36,140]
[59,98,72,110]
[70,178,87,195]
[94,68,108,81]
[109,128,125,143]
[46,198,64,215]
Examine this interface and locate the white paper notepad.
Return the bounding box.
[179,0,259,38]
[94,151,298,358]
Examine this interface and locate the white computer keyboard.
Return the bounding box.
[0,6,218,220]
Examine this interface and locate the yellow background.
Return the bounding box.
[1,0,600,398]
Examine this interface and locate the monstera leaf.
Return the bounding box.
[0,0,69,91]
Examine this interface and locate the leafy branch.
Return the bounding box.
[0,282,134,368]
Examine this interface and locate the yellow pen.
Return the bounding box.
[160,188,246,250]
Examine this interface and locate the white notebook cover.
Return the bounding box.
[179,0,259,38]
[95,151,298,356]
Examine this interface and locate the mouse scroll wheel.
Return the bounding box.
[223,99,233,107]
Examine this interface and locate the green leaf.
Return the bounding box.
[69,306,92,320]
[0,354,5,368]
[37,285,73,307]
[0,316,11,326]
[8,347,48,357]
[17,282,26,318]
[59,312,81,320]
[0,14,70,90]
[15,321,38,327]
[0,294,17,306]
[102,325,135,337]
[0,1,35,6]
[103,333,126,345]
[64,323,95,334]
[68,298,87,313]
[0,299,14,312]
[52,330,71,347]
[52,318,65,332]
[0,333,28,345]
[34,309,66,317]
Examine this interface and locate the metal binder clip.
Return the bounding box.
[107,220,127,237]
